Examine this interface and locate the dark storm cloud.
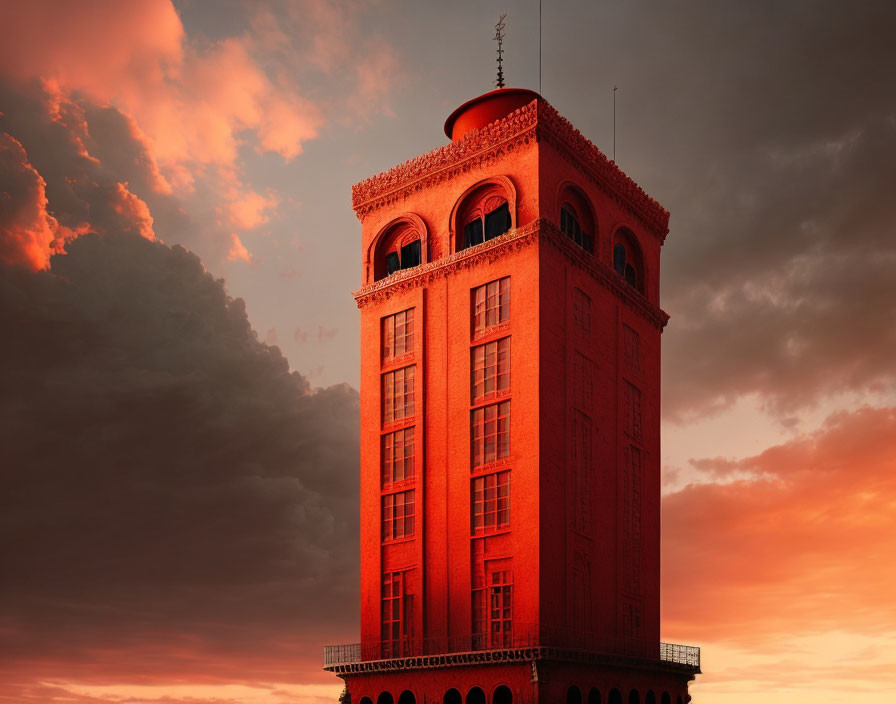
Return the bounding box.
[0,232,359,682]
[582,2,896,417]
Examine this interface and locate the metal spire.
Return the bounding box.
[494,13,507,88]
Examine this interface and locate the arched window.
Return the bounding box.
[398,691,416,704]
[608,690,623,704]
[377,693,394,704]
[612,229,644,294]
[645,692,656,704]
[628,689,640,704]
[444,690,462,704]
[372,218,426,282]
[661,694,671,704]
[557,183,595,254]
[493,685,513,704]
[455,182,514,251]
[588,688,602,704]
[361,698,374,704]
[466,687,486,704]
[567,686,583,704]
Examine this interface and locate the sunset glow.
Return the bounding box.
[1,1,894,703]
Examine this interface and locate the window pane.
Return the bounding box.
[484,202,510,240]
[386,251,400,275]
[400,240,421,269]
[465,218,484,248]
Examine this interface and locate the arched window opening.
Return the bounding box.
[457,185,513,251]
[374,221,424,281]
[612,230,644,294]
[628,689,640,704]
[361,698,374,704]
[608,690,623,704]
[444,690,462,704]
[398,691,416,704]
[493,685,513,704]
[676,697,683,704]
[645,692,656,704]
[557,183,595,254]
[661,694,671,704]
[377,693,394,704]
[567,685,583,704]
[588,688,602,704]
[466,687,487,704]
[560,205,593,253]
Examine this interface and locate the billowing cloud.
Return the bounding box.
[227,233,252,263]
[0,230,360,691]
[662,406,896,645]
[611,3,896,419]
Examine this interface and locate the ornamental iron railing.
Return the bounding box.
[324,624,699,670]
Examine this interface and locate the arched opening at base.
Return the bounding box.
[397,692,416,704]
[608,689,623,704]
[466,687,486,704]
[567,686,583,704]
[493,685,512,704]
[588,688,602,704]
[443,690,462,704]
[645,692,656,704]
[628,690,640,704]
[661,693,671,704]
[377,693,394,704]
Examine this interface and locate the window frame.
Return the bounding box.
[382,489,416,542]
[471,336,511,402]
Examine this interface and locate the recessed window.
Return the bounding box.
[613,231,645,294]
[471,337,510,401]
[573,287,591,334]
[382,366,415,424]
[381,570,413,657]
[457,186,513,251]
[375,222,424,281]
[561,205,593,253]
[473,277,510,334]
[382,427,415,486]
[471,400,510,467]
[382,489,415,541]
[472,470,510,534]
[472,569,513,648]
[382,308,414,362]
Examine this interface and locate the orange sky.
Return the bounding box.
[1,1,895,702]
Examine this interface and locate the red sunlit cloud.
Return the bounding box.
[662,406,896,646]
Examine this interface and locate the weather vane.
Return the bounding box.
[494,13,507,88]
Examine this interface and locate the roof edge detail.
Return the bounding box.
[351,98,670,238]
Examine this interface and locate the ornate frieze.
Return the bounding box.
[351,99,670,240]
[354,219,670,332]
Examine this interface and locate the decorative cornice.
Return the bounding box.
[538,219,670,331]
[350,99,670,241]
[325,645,699,677]
[353,220,539,308]
[353,219,669,332]
[352,102,538,222]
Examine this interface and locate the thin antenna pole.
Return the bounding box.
[613,85,618,161]
[494,14,507,88]
[539,0,542,94]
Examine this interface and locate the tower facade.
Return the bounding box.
[325,89,700,704]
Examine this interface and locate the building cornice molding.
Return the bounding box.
[353,220,539,308]
[351,99,670,242]
[353,219,669,332]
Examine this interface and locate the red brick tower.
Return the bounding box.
[325,88,700,704]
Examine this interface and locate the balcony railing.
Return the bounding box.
[324,624,699,671]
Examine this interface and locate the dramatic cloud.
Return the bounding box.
[662,405,896,645]
[630,3,896,418]
[0,231,360,691]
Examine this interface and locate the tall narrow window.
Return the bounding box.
[488,570,513,647]
[382,427,415,486]
[623,324,641,372]
[381,571,414,657]
[472,568,513,649]
[624,381,642,442]
[400,240,421,268]
[484,202,511,240]
[573,287,591,335]
[382,309,414,362]
[382,489,415,541]
[472,471,510,534]
[382,366,415,424]
[461,194,511,251]
[471,401,510,467]
[473,277,510,334]
[613,232,644,294]
[471,337,510,401]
